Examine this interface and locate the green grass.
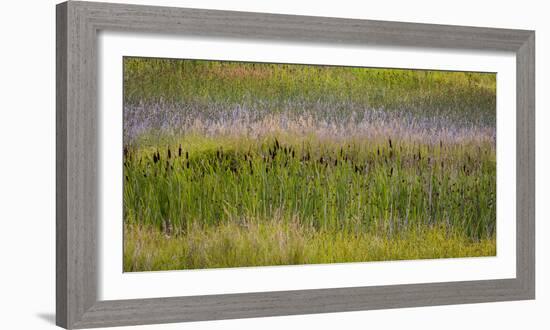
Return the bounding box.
[124,221,495,272]
[123,57,496,271]
[125,135,496,238]
[124,57,496,126]
[123,134,496,271]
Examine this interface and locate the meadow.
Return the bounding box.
[123,58,496,271]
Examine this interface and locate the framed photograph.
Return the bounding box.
[56,1,535,328]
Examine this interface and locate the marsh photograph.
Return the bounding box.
[122,57,496,272]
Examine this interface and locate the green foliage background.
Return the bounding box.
[123,57,496,271]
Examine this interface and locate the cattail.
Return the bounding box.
[153,153,158,164]
[186,161,190,169]
[178,144,182,157]
[186,151,189,160]
[389,138,393,149]
[292,149,295,158]
[319,156,324,164]
[377,148,380,156]
[167,147,171,159]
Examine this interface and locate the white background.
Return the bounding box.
[0,0,548,329]
[99,33,517,300]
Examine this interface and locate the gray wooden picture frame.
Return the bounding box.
[56,1,535,328]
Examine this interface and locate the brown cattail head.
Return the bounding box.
[178,144,182,157]
[167,147,171,159]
